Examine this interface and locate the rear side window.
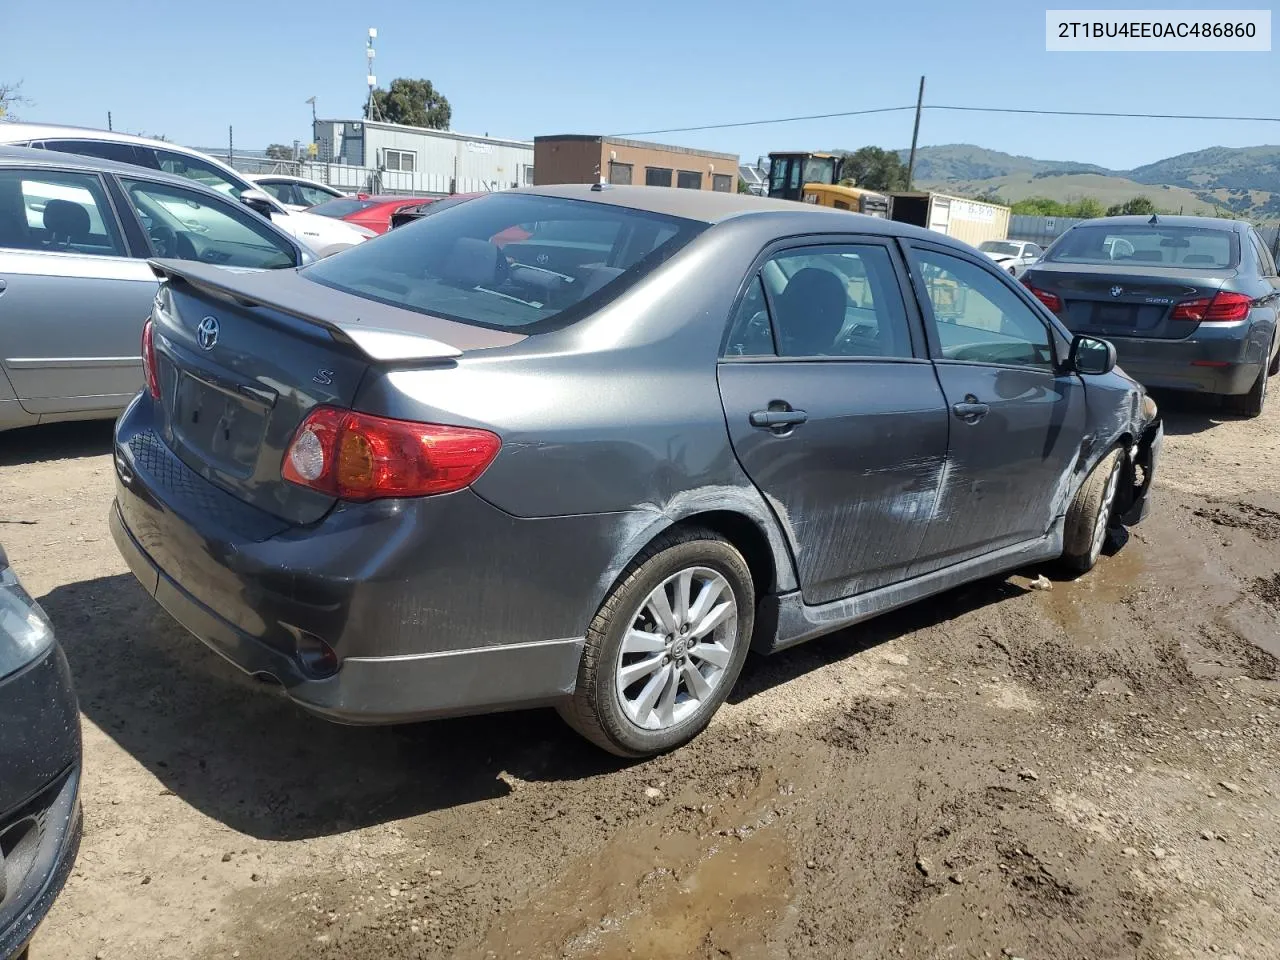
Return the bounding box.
[762,245,914,358]
[43,139,144,167]
[0,168,126,257]
[1048,224,1238,268]
[301,193,704,332]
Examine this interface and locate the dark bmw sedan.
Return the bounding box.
[0,547,81,960]
[1022,215,1280,416]
[110,185,1160,757]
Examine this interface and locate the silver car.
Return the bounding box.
[0,147,310,432]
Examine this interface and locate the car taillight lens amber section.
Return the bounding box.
[1170,290,1252,322]
[282,407,501,501]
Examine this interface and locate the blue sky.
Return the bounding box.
[3,0,1276,170]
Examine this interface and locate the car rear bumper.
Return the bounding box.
[1109,328,1265,395]
[107,398,630,724]
[0,647,82,960]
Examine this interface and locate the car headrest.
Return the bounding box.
[43,199,91,241]
[443,237,500,287]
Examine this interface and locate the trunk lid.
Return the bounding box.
[147,259,525,525]
[1024,262,1235,341]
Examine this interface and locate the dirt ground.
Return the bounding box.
[5,390,1279,960]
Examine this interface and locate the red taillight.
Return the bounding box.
[141,318,161,399]
[1023,282,1063,313]
[282,407,501,501]
[1170,290,1252,323]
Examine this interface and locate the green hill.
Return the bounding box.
[891,143,1280,219]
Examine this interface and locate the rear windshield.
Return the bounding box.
[310,198,378,218]
[979,240,1022,256]
[1046,224,1239,268]
[301,193,705,332]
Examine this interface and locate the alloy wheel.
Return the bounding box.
[614,566,739,731]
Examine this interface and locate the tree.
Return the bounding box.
[265,143,295,160]
[0,80,31,121]
[367,78,451,129]
[1106,196,1156,217]
[1068,196,1105,219]
[837,147,908,192]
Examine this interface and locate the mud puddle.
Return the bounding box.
[465,771,799,959]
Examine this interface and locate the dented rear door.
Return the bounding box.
[716,237,949,606]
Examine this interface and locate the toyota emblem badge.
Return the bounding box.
[196,316,219,351]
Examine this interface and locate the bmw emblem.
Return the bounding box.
[1110,285,1124,298]
[196,316,219,351]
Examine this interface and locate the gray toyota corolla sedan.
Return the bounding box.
[109,185,1161,756]
[1023,215,1280,417]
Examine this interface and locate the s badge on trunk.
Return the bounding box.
[196,316,219,351]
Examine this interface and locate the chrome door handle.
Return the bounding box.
[749,409,808,428]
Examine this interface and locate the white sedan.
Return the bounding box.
[249,174,347,211]
[978,239,1044,277]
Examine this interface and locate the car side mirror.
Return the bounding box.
[239,188,277,220]
[1069,334,1117,376]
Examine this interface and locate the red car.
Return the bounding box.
[389,193,532,246]
[309,194,439,235]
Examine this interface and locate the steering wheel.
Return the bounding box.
[175,232,200,261]
[149,223,177,257]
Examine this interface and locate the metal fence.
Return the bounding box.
[217,153,513,198]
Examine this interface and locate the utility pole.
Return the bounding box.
[228,126,233,164]
[906,75,926,192]
[366,28,377,121]
[306,96,317,125]
[107,111,113,131]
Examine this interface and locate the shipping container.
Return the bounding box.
[888,192,1011,248]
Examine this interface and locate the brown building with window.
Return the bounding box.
[533,136,739,193]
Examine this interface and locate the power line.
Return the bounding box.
[610,103,1280,138]
[931,104,1280,123]
[610,105,916,137]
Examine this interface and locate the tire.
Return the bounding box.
[1223,364,1268,418]
[1060,448,1123,576]
[558,528,755,757]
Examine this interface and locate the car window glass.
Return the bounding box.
[0,168,126,257]
[915,249,1053,369]
[724,275,775,357]
[1249,231,1276,276]
[44,139,142,166]
[259,181,295,205]
[145,148,247,200]
[765,245,913,359]
[122,178,295,269]
[301,193,703,333]
[296,184,337,206]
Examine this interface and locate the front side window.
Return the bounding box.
[677,170,702,190]
[123,178,296,269]
[302,193,703,332]
[758,244,914,359]
[914,249,1053,369]
[646,167,672,187]
[0,168,125,257]
[768,158,791,194]
[258,181,297,205]
[296,184,339,207]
